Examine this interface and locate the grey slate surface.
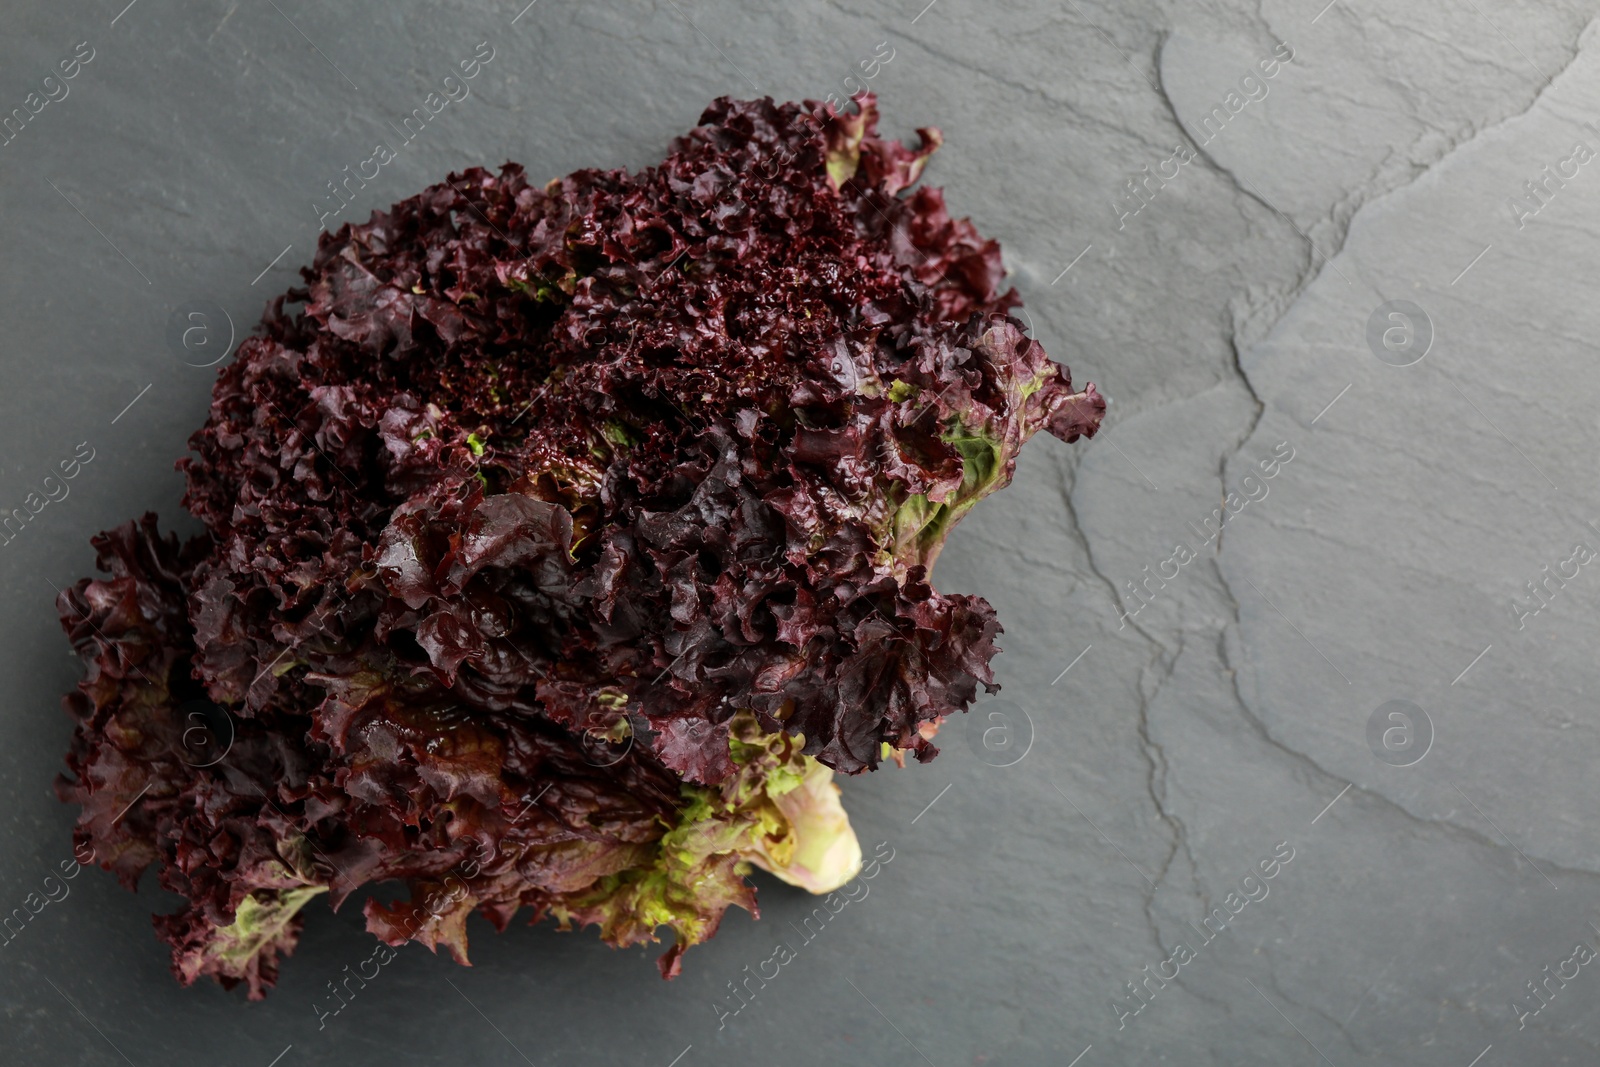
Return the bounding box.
[4,1,1600,1064]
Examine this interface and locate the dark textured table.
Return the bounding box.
[6,1,1600,1064]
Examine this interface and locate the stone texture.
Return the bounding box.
[5,1,1600,1064]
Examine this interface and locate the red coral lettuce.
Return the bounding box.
[54,93,1103,998]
